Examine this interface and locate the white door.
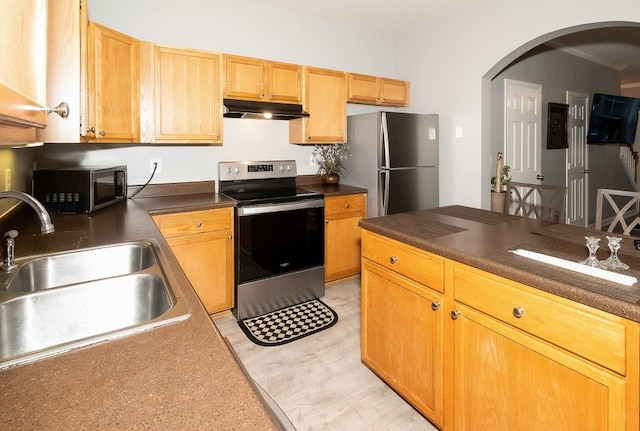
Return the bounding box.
[504,79,542,184]
[566,92,589,227]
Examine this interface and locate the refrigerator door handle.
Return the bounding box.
[381,112,390,170]
[379,169,390,216]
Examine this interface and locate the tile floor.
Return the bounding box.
[214,277,439,431]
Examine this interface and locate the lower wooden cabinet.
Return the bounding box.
[361,259,444,427]
[360,229,640,431]
[324,193,366,282]
[452,302,627,431]
[153,207,234,314]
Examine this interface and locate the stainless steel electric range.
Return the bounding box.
[219,160,325,320]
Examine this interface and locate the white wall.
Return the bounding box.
[394,0,640,208]
[41,0,399,187]
[44,0,640,205]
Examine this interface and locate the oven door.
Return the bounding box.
[236,198,325,285]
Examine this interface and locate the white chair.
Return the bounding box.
[504,182,567,223]
[595,188,640,235]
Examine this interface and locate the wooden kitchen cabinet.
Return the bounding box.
[451,263,638,431]
[360,228,640,430]
[0,0,48,144]
[289,67,346,144]
[140,43,222,143]
[361,230,445,427]
[324,193,366,282]
[223,54,301,104]
[153,208,234,315]
[85,21,140,142]
[346,73,410,107]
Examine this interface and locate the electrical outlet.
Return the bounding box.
[150,158,162,174]
[5,168,10,190]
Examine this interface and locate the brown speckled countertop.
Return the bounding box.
[0,183,277,431]
[360,205,640,322]
[0,179,367,430]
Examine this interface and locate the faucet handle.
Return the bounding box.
[2,230,18,272]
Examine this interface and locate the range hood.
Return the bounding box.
[223,98,309,120]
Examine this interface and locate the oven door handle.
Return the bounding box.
[237,199,325,216]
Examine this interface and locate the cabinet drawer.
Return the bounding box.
[361,231,444,292]
[453,264,628,375]
[153,208,233,237]
[325,194,366,217]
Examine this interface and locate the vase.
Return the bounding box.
[322,173,340,184]
[491,191,506,213]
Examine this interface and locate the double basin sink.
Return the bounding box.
[0,240,191,370]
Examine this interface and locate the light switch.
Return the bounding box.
[455,127,463,138]
[428,127,437,140]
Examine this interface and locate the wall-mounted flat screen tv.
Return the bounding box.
[587,93,640,145]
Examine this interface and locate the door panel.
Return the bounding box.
[566,92,589,227]
[505,79,541,184]
[380,167,439,215]
[384,112,439,168]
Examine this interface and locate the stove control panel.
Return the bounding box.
[219,160,297,181]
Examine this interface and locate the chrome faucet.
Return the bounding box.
[0,191,55,272]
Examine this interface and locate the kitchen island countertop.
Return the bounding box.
[360,205,640,322]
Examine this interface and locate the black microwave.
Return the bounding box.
[33,166,127,214]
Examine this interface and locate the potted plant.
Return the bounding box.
[312,144,351,184]
[490,164,511,212]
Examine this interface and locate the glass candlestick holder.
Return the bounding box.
[579,236,603,267]
[601,236,629,270]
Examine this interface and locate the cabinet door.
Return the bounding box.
[361,260,444,426]
[325,194,366,282]
[380,78,409,106]
[166,230,234,314]
[0,0,47,142]
[87,22,139,142]
[223,55,264,101]
[37,0,86,143]
[452,303,627,431]
[144,45,221,143]
[346,73,379,104]
[267,61,301,103]
[289,67,346,144]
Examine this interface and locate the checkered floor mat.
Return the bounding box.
[238,299,338,346]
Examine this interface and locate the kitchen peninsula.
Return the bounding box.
[360,206,640,431]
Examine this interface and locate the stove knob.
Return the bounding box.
[286,165,292,171]
[226,167,232,174]
[234,167,241,173]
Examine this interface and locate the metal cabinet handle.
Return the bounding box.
[389,256,398,264]
[513,307,525,318]
[227,235,232,240]
[270,92,274,97]
[325,219,329,224]
[451,310,461,320]
[431,302,440,311]
[87,127,105,137]
[345,203,350,208]
[196,222,202,228]
[260,92,265,98]
[46,102,69,119]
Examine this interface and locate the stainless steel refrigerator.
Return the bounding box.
[345,111,439,217]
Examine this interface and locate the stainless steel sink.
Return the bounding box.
[4,241,157,292]
[0,240,190,370]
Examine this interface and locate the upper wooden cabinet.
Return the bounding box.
[0,0,48,144]
[289,67,346,144]
[85,22,140,142]
[223,54,301,104]
[37,0,87,143]
[347,73,410,107]
[140,43,222,144]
